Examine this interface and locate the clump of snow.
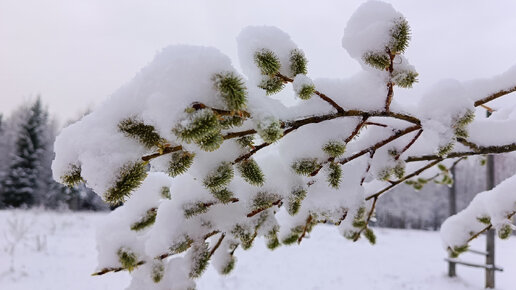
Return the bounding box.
[441,174,516,250]
[292,74,314,96]
[237,26,297,85]
[342,1,403,66]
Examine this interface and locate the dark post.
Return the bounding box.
[448,166,457,277]
[485,110,495,289]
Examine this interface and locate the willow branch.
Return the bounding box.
[405,142,516,162]
[209,233,226,258]
[345,116,369,143]
[353,196,378,242]
[366,159,443,200]
[246,199,283,218]
[474,85,516,107]
[297,214,313,244]
[276,73,345,113]
[384,50,395,112]
[92,230,220,276]
[340,125,421,166]
[395,129,423,160]
[364,121,388,128]
[360,150,376,186]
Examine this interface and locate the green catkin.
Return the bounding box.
[104,161,147,205]
[291,158,319,176]
[251,192,281,212]
[282,226,304,245]
[194,130,224,152]
[450,245,469,258]
[438,142,454,157]
[183,202,210,218]
[174,109,220,143]
[364,228,377,245]
[322,141,346,158]
[161,186,171,199]
[231,224,254,250]
[454,127,469,139]
[392,70,418,88]
[203,162,234,191]
[393,162,405,179]
[289,49,308,76]
[170,236,193,254]
[258,76,285,95]
[287,188,307,216]
[378,167,392,181]
[456,110,475,127]
[117,248,138,272]
[118,118,164,149]
[477,216,491,225]
[352,207,367,228]
[221,256,236,275]
[151,261,164,283]
[498,224,513,239]
[297,84,315,100]
[343,230,360,241]
[236,135,254,149]
[61,164,83,187]
[168,151,195,177]
[189,242,210,278]
[363,51,391,70]
[211,188,234,204]
[219,115,244,129]
[389,17,411,54]
[257,118,283,143]
[266,227,281,250]
[451,110,475,139]
[130,209,157,231]
[213,72,248,111]
[327,162,342,189]
[254,49,281,75]
[237,159,265,186]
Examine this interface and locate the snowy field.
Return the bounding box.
[0,210,514,290]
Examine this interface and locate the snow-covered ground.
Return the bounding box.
[0,210,514,290]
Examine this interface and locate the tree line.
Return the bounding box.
[0,97,107,210]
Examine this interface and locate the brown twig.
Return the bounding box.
[246,199,283,218]
[394,129,423,160]
[364,121,388,128]
[345,116,370,143]
[353,196,379,242]
[209,233,226,258]
[92,230,220,276]
[276,73,345,113]
[366,159,443,200]
[405,142,516,162]
[474,85,516,108]
[360,150,376,186]
[191,102,251,118]
[297,214,313,244]
[384,50,396,112]
[340,125,421,166]
[142,145,182,162]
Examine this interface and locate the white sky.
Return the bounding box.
[1,0,516,125]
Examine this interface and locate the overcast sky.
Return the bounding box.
[1,0,516,125]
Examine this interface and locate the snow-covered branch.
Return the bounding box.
[51,1,516,288]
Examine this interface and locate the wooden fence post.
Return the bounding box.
[448,166,457,277]
[485,153,495,288]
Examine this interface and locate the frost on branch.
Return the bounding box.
[51,1,516,289]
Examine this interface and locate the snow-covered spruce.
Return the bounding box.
[52,1,516,289]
